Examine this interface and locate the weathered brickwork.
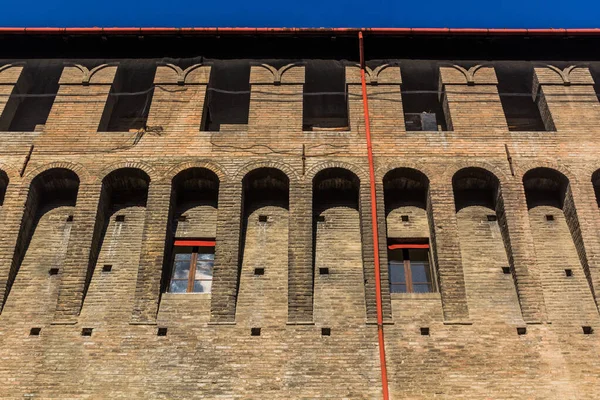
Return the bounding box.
[0,46,600,400]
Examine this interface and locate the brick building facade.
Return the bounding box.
[0,31,599,398]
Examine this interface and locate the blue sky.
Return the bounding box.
[0,0,598,28]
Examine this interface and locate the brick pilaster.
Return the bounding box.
[248,64,304,131]
[287,179,314,323]
[210,181,243,323]
[147,64,210,132]
[533,66,600,132]
[496,182,547,323]
[130,182,173,324]
[564,182,600,313]
[0,184,28,312]
[428,182,470,322]
[375,179,393,321]
[53,183,102,323]
[440,66,508,133]
[0,64,25,130]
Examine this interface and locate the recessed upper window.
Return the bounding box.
[388,242,434,293]
[303,61,349,131]
[169,240,215,293]
[401,61,447,132]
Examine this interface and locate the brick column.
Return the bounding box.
[146,64,210,132]
[428,182,470,322]
[564,182,600,313]
[346,65,404,134]
[287,179,314,323]
[0,64,25,130]
[496,182,547,323]
[533,66,600,132]
[248,64,304,131]
[0,184,28,312]
[53,183,103,323]
[375,179,393,321]
[210,181,243,323]
[440,66,508,133]
[43,64,118,135]
[130,182,173,324]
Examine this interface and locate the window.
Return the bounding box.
[169,239,215,293]
[388,243,434,293]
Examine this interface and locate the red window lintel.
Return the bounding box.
[388,244,429,250]
[174,240,216,247]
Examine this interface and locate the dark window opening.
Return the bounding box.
[517,327,527,335]
[115,215,125,222]
[98,61,156,132]
[420,327,430,336]
[254,267,265,276]
[168,240,215,294]
[102,264,113,273]
[453,167,500,212]
[48,268,59,276]
[545,214,555,221]
[251,327,261,336]
[583,326,593,335]
[321,327,331,336]
[523,168,569,210]
[0,61,62,132]
[388,242,434,293]
[258,215,268,223]
[400,61,447,131]
[502,266,511,275]
[201,61,250,131]
[319,267,329,275]
[401,215,410,222]
[496,63,552,132]
[303,61,349,131]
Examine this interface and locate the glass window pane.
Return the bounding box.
[170,279,188,293]
[389,261,405,284]
[195,260,214,280]
[173,253,192,279]
[390,284,407,293]
[413,283,432,293]
[410,262,429,284]
[197,247,215,261]
[194,280,212,293]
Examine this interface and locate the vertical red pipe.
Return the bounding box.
[358,31,390,400]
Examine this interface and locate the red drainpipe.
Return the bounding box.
[358,30,390,400]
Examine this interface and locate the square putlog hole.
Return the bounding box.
[177,215,187,222]
[258,215,268,223]
[157,327,168,336]
[254,268,265,276]
[81,328,93,337]
[565,269,573,277]
[319,267,329,275]
[29,327,41,336]
[102,265,113,273]
[115,215,125,222]
[502,266,511,275]
[401,215,409,222]
[583,326,594,335]
[251,327,261,336]
[48,268,59,276]
[517,327,527,335]
[66,215,74,222]
[545,214,554,221]
[420,327,430,336]
[487,215,497,222]
[321,327,331,336]
[316,215,325,223]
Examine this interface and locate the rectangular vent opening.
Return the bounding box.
[251,327,261,336]
[517,327,527,335]
[29,327,41,336]
[565,269,573,277]
[487,215,497,222]
[321,327,331,336]
[420,327,430,336]
[401,215,410,222]
[258,215,268,223]
[254,267,265,276]
[319,267,329,275]
[177,215,187,222]
[48,268,59,276]
[115,215,125,222]
[102,265,113,273]
[66,215,74,222]
[157,327,168,336]
[81,328,93,337]
[316,215,326,223]
[583,326,594,335]
[545,214,554,221]
[502,266,511,275]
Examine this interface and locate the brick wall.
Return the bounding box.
[0,58,599,399]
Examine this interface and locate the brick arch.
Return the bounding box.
[23,161,90,185]
[97,161,158,184]
[516,161,577,185]
[376,160,434,184]
[164,160,228,183]
[233,160,299,183]
[0,162,20,182]
[306,161,367,183]
[441,160,510,187]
